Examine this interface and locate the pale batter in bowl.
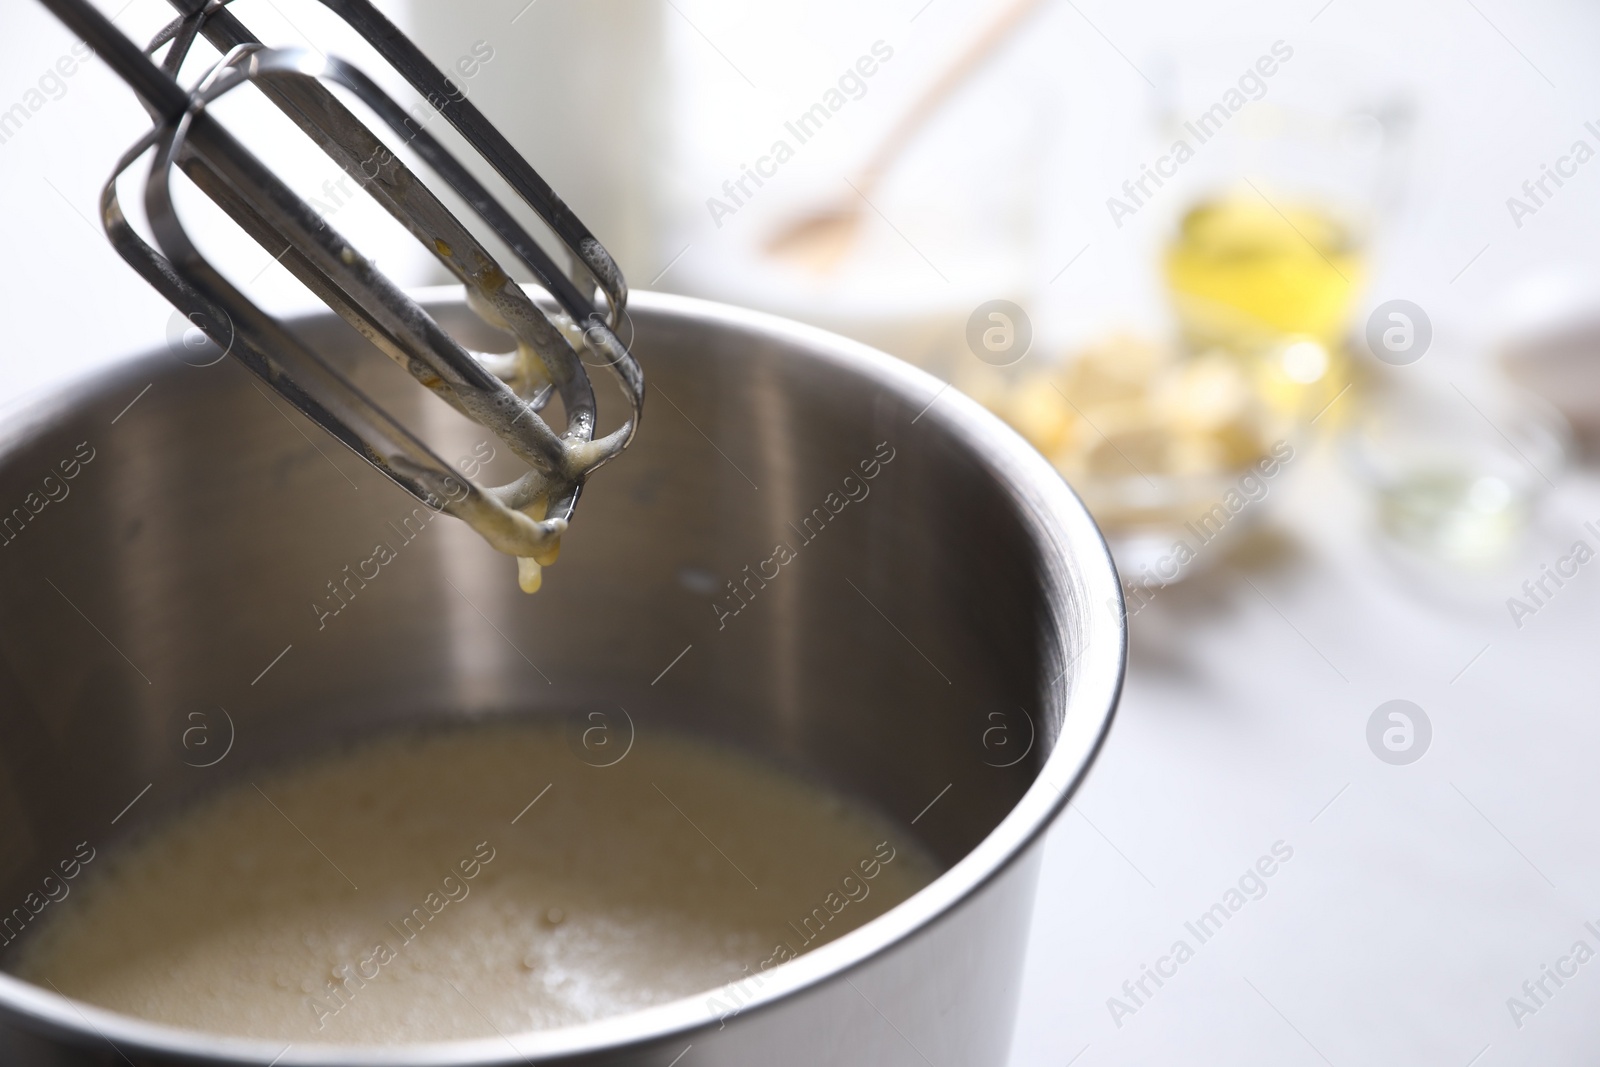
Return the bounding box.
[10,725,936,1044]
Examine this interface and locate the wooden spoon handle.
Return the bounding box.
[856,0,1049,198]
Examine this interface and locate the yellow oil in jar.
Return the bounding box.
[1165,193,1363,348]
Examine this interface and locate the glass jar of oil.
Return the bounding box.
[1164,192,1362,424]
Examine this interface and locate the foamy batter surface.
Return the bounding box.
[13,726,935,1043]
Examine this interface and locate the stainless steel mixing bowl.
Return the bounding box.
[0,290,1123,1065]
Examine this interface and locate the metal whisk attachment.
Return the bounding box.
[42,0,644,592]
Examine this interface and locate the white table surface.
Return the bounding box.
[1008,442,1600,1067]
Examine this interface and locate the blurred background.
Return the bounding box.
[6,0,1600,1062]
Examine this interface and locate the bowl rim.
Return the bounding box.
[0,287,1126,1064]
